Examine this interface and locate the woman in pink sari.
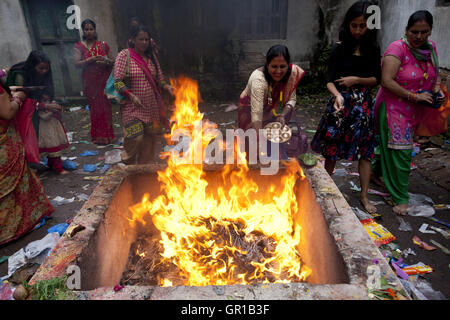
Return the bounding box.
[372,11,444,215]
[74,19,115,145]
[114,25,173,164]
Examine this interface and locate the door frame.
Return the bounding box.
[20,0,81,97]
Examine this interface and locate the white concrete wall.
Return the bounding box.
[0,0,33,70]
[380,0,450,69]
[74,0,119,57]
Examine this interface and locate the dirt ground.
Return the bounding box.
[1,96,449,300]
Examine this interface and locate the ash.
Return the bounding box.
[121,218,303,286]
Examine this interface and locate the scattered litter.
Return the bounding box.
[0,282,14,300]
[61,156,78,161]
[50,196,75,207]
[114,284,124,292]
[368,189,390,197]
[398,217,413,232]
[407,193,435,217]
[418,223,436,234]
[391,259,410,280]
[224,104,238,112]
[349,181,361,192]
[76,193,89,201]
[47,223,69,236]
[305,129,317,134]
[69,107,82,112]
[83,176,103,181]
[409,278,446,300]
[340,162,353,167]
[352,207,373,221]
[361,219,396,247]
[428,217,450,228]
[62,160,78,171]
[100,164,110,174]
[402,248,416,258]
[401,262,433,276]
[429,226,450,240]
[333,168,347,176]
[219,121,235,126]
[65,224,86,238]
[410,162,417,170]
[83,164,97,172]
[80,150,100,157]
[66,132,74,143]
[34,216,51,230]
[1,233,60,282]
[412,235,437,251]
[0,256,9,264]
[298,153,318,167]
[347,171,360,176]
[434,204,450,210]
[105,149,122,165]
[429,240,450,255]
[70,146,76,151]
[82,184,90,191]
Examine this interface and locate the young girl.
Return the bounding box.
[7,51,70,174]
[311,0,381,214]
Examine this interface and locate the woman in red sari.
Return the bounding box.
[74,19,115,145]
[0,82,53,246]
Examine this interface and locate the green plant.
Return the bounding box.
[24,276,76,300]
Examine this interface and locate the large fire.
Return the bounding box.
[127,76,311,287]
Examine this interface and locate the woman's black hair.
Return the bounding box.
[263,44,292,84]
[407,10,433,30]
[81,19,98,40]
[9,50,54,100]
[129,24,159,74]
[338,0,379,56]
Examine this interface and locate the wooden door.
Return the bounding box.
[21,0,82,97]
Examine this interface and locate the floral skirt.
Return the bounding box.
[311,87,375,162]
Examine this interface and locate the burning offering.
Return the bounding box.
[122,77,311,287]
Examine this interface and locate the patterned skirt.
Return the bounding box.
[311,87,375,162]
[0,122,54,246]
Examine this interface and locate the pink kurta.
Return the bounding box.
[374,39,438,150]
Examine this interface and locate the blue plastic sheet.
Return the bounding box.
[80,150,100,157]
[47,223,69,236]
[83,164,97,172]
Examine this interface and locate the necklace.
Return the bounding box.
[269,85,284,117]
[417,60,430,80]
[85,41,99,57]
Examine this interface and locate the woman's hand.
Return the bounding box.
[333,94,345,112]
[45,102,62,112]
[86,56,103,64]
[336,76,359,88]
[12,91,26,104]
[276,116,286,127]
[130,93,144,108]
[416,91,434,105]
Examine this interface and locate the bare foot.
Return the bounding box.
[361,197,377,214]
[393,204,409,216]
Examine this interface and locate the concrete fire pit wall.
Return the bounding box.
[30,162,406,300]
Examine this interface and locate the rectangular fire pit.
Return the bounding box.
[30,162,405,300]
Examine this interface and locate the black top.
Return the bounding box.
[327,42,381,90]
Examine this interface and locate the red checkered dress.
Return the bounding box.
[114,49,165,126]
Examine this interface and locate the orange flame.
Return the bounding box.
[128,76,311,286]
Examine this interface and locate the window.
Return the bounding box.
[239,0,288,40]
[436,0,450,6]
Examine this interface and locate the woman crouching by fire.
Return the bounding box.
[237,44,306,161]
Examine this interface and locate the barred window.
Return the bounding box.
[239,0,288,40]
